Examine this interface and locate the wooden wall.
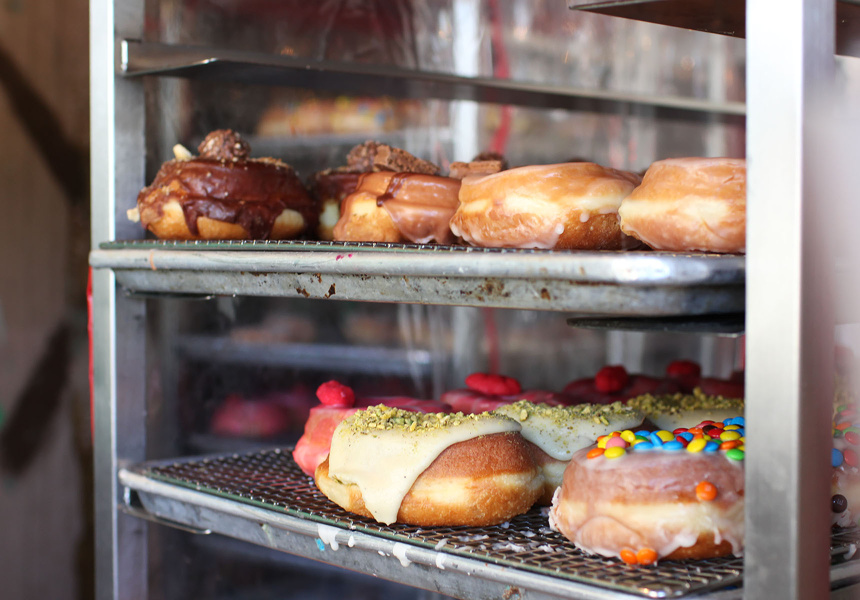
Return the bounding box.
[0,0,91,598]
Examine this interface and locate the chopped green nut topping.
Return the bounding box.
[627,388,744,415]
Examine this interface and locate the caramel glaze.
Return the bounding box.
[375,173,461,245]
[138,158,317,239]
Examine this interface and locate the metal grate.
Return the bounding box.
[100,239,731,258]
[138,448,751,598]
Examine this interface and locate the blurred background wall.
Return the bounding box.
[0,0,92,598]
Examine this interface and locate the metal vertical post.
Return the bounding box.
[745,0,835,598]
[91,0,147,598]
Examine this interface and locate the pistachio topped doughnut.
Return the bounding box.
[627,388,744,431]
[493,400,644,504]
[315,405,543,526]
[549,418,746,564]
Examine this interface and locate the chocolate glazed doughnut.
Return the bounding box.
[133,130,318,240]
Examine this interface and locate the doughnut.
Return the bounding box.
[627,389,744,431]
[549,417,745,563]
[131,130,318,240]
[333,171,461,244]
[311,141,441,241]
[310,170,363,240]
[493,400,644,504]
[210,394,296,439]
[293,381,448,477]
[441,373,571,414]
[618,157,746,253]
[832,404,860,527]
[664,360,746,398]
[563,365,679,405]
[449,162,642,250]
[315,406,543,526]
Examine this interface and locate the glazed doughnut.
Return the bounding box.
[627,388,744,431]
[441,373,571,414]
[132,130,318,240]
[315,406,543,526]
[618,157,746,253]
[832,404,860,527]
[549,418,745,563]
[449,162,642,250]
[493,400,644,504]
[293,381,448,477]
[333,171,461,244]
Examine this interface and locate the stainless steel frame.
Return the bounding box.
[744,0,837,598]
[90,1,852,599]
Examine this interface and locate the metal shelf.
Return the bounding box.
[174,336,433,376]
[119,448,860,600]
[91,241,745,316]
[120,40,745,124]
[120,449,747,600]
[568,0,860,58]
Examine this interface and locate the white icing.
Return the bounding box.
[493,403,643,461]
[317,524,340,551]
[436,554,446,570]
[328,412,520,524]
[392,543,412,567]
[347,535,356,548]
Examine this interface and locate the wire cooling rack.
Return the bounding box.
[131,448,756,598]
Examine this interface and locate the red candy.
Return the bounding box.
[846,431,860,446]
[845,448,859,468]
[465,373,522,396]
[594,366,630,394]
[666,360,702,378]
[316,381,356,407]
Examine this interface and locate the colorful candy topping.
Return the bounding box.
[833,448,845,468]
[620,547,658,566]
[636,548,658,566]
[317,380,356,407]
[594,365,630,393]
[696,481,718,501]
[465,372,522,396]
[587,417,745,461]
[832,494,848,513]
[587,448,605,459]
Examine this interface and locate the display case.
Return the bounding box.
[90,1,859,598]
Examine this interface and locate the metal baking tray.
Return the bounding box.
[567,0,860,59]
[92,241,745,317]
[120,40,745,125]
[174,336,433,376]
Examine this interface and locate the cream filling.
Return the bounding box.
[328,415,520,524]
[493,405,643,460]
